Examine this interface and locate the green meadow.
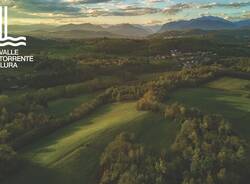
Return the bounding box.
[170,77,250,141]
[46,93,96,117]
[5,102,179,184]
[206,77,250,92]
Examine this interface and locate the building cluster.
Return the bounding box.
[154,49,217,69]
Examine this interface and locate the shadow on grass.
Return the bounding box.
[21,103,114,155]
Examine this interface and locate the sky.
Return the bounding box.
[1,0,250,25]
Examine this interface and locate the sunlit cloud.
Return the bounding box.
[4,0,250,25]
[162,3,192,15]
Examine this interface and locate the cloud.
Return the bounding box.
[145,0,168,3]
[16,2,160,18]
[12,0,81,17]
[85,6,160,17]
[113,6,160,16]
[7,0,250,24]
[0,0,15,6]
[160,2,250,16]
[11,0,114,15]
[162,3,192,15]
[227,11,250,20]
[63,0,113,4]
[146,20,163,24]
[199,2,250,9]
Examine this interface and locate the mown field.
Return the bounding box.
[4,101,180,184]
[170,77,250,141]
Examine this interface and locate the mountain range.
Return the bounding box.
[159,16,250,32]
[10,23,155,39]
[9,16,250,39]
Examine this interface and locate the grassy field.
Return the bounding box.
[46,93,96,117]
[5,102,179,184]
[170,77,250,142]
[206,77,250,92]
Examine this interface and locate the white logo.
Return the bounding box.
[0,6,26,47]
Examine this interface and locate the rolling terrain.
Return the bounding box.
[6,77,250,184]
[5,101,179,184]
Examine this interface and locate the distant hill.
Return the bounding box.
[9,17,250,39]
[235,20,250,28]
[9,24,56,33]
[159,16,250,32]
[55,23,105,32]
[106,24,152,37]
[11,23,153,39]
[142,24,162,33]
[160,16,236,32]
[26,30,121,39]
